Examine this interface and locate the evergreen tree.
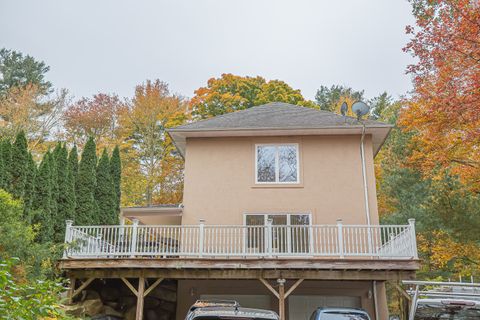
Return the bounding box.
[55,145,76,241]
[96,149,116,224]
[10,131,29,198]
[0,141,4,189]
[49,145,59,225]
[110,145,121,218]
[68,145,79,187]
[22,152,37,221]
[0,141,12,191]
[32,152,53,242]
[76,137,97,225]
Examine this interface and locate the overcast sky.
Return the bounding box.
[0,0,415,101]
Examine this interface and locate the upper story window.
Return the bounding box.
[255,144,299,184]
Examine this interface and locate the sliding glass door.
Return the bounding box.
[245,214,311,254]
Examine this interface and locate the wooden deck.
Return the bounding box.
[59,257,419,281]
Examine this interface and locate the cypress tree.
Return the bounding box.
[23,152,37,221]
[0,140,12,192]
[32,152,53,242]
[68,145,79,188]
[49,145,59,225]
[55,145,76,241]
[96,149,116,224]
[0,141,5,189]
[76,137,97,225]
[10,131,29,198]
[110,145,121,219]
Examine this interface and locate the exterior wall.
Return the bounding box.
[176,280,387,320]
[181,135,379,226]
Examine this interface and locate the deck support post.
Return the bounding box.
[68,277,76,304]
[259,278,304,320]
[136,277,145,320]
[278,279,286,320]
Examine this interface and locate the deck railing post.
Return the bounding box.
[267,218,273,257]
[408,219,418,259]
[337,219,344,258]
[199,219,205,257]
[130,219,139,258]
[63,220,73,258]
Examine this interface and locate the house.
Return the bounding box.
[60,102,420,320]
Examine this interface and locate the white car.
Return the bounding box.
[414,298,480,319]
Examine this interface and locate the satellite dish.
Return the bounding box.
[340,102,348,116]
[351,101,370,120]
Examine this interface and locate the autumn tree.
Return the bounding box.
[119,80,187,206]
[400,0,480,191]
[63,93,125,147]
[0,48,52,96]
[191,73,316,119]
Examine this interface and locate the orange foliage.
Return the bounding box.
[400,0,480,191]
[418,230,480,276]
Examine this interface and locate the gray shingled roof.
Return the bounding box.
[170,102,391,132]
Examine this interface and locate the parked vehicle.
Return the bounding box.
[414,298,480,319]
[403,280,480,320]
[188,299,241,312]
[186,299,279,320]
[309,307,371,320]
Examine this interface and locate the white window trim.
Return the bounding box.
[254,143,300,184]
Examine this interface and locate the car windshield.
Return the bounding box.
[414,305,480,319]
[320,312,369,320]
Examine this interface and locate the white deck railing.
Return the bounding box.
[63,219,418,259]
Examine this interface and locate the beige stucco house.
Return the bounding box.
[61,103,419,320]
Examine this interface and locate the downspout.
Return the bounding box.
[360,124,372,227]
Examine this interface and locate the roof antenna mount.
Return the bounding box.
[340,101,349,123]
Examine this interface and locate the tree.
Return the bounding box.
[31,152,53,242]
[54,144,75,240]
[68,144,79,184]
[314,85,364,112]
[22,152,37,220]
[400,0,480,191]
[0,48,52,96]
[0,140,12,192]
[76,137,97,225]
[10,131,28,199]
[63,93,125,147]
[110,145,121,216]
[119,80,187,206]
[191,73,316,119]
[0,84,69,146]
[96,149,116,224]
